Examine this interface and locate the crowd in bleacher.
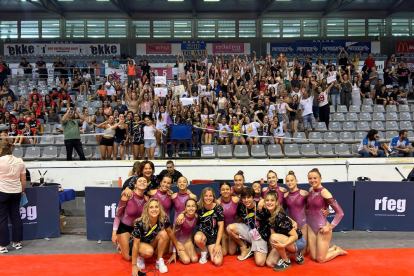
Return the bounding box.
[0,50,413,160]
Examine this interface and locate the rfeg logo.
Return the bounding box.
[20,206,37,220]
[375,197,406,213]
[105,203,117,218]
[89,44,118,55]
[6,44,35,55]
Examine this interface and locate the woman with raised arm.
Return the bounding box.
[242,114,263,151]
[112,113,128,160]
[93,115,116,160]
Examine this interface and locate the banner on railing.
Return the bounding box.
[4,43,120,56]
[345,42,371,53]
[181,41,207,56]
[152,67,173,79]
[212,43,244,54]
[146,44,172,55]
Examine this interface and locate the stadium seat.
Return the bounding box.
[399,105,410,112]
[361,105,373,112]
[386,112,398,121]
[339,131,354,142]
[42,124,51,133]
[13,147,24,158]
[86,135,98,146]
[52,124,63,133]
[374,105,385,112]
[55,136,65,144]
[39,136,55,145]
[400,121,413,130]
[284,132,292,142]
[357,121,370,131]
[373,112,385,121]
[346,113,358,121]
[333,113,345,121]
[343,122,356,131]
[386,131,398,141]
[234,145,250,159]
[82,146,93,159]
[372,121,384,130]
[201,145,217,159]
[267,144,285,158]
[377,131,385,142]
[293,132,307,143]
[301,144,319,158]
[349,105,360,112]
[363,98,374,105]
[284,144,302,158]
[315,122,327,131]
[355,131,367,141]
[359,112,372,121]
[386,105,398,112]
[407,131,414,142]
[91,101,102,108]
[308,132,323,142]
[400,112,412,121]
[40,146,58,161]
[77,95,85,101]
[323,132,338,142]
[386,121,398,130]
[335,144,354,157]
[329,105,335,113]
[24,147,40,161]
[352,144,362,157]
[318,144,336,158]
[336,105,347,113]
[251,145,267,158]
[87,107,96,115]
[328,122,341,131]
[217,145,233,159]
[57,146,75,160]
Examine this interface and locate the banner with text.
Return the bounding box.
[146,43,172,55]
[295,41,321,54]
[152,67,173,79]
[212,43,244,54]
[270,43,296,55]
[4,43,120,56]
[354,181,414,231]
[181,41,207,56]
[345,42,371,53]
[396,41,414,53]
[321,40,347,54]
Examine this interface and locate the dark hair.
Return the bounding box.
[161,173,173,183]
[166,160,174,166]
[267,170,278,178]
[399,130,407,137]
[0,140,14,156]
[138,161,154,177]
[185,198,198,208]
[241,187,255,198]
[132,161,141,175]
[220,182,231,189]
[234,170,245,179]
[366,129,378,141]
[287,170,297,179]
[308,168,321,177]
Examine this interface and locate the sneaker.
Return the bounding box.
[129,155,134,160]
[136,255,145,270]
[237,246,253,260]
[0,247,8,253]
[176,153,179,158]
[273,258,291,272]
[125,154,129,160]
[12,243,22,250]
[156,258,168,273]
[295,252,305,265]
[199,251,208,264]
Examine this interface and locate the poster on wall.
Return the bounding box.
[181,41,207,56]
[345,42,371,53]
[295,41,320,54]
[321,40,348,54]
[146,43,172,54]
[3,43,120,56]
[396,41,414,53]
[270,43,295,55]
[212,43,244,54]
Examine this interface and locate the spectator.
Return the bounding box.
[338,70,351,108]
[369,67,379,95]
[318,81,335,129]
[158,160,183,184]
[389,130,413,157]
[110,57,120,69]
[363,53,376,72]
[299,88,316,138]
[0,139,25,253]
[351,51,362,71]
[70,60,80,77]
[61,58,69,80]
[105,74,117,99]
[52,56,64,80]
[61,107,86,161]
[396,62,411,99]
[127,60,136,85]
[337,48,349,71]
[18,58,32,81]
[0,83,16,102]
[242,114,263,151]
[70,78,81,96]
[376,84,388,107]
[3,95,17,116]
[357,129,385,158]
[16,122,36,146]
[94,115,116,160]
[59,78,68,92]
[114,98,128,115]
[81,108,92,133]
[0,56,10,86]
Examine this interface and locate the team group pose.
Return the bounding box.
[113,162,347,276]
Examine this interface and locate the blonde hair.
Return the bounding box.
[265,190,284,225]
[135,198,167,231]
[286,170,297,179]
[198,187,217,209]
[0,140,14,156]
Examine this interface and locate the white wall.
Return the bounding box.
[25,158,413,191]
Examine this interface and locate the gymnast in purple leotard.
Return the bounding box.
[148,174,173,217]
[167,198,199,265]
[251,182,263,203]
[217,182,240,256]
[262,170,287,205]
[232,170,247,197]
[171,176,197,224]
[306,168,347,263]
[112,176,148,261]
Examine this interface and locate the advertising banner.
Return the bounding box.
[4,43,120,56]
[212,43,244,54]
[354,181,414,231]
[181,41,207,56]
[295,41,320,54]
[9,186,60,240]
[345,42,371,53]
[146,43,172,55]
[321,40,347,54]
[396,41,414,53]
[270,43,296,55]
[152,67,173,79]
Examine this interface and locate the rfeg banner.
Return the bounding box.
[354,181,414,231]
[8,186,60,240]
[4,43,120,56]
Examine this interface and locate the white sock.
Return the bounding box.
[201,251,207,258]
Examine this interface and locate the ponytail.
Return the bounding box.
[0,140,14,156]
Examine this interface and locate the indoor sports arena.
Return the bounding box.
[0,0,414,275]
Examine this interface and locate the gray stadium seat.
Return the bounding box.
[251,145,267,159]
[217,145,233,159]
[57,146,76,160]
[92,148,101,160]
[357,121,370,131]
[352,144,362,157]
[301,144,319,158]
[407,131,414,142]
[234,145,250,159]
[372,121,384,130]
[359,112,372,121]
[267,144,285,158]
[400,112,412,121]
[399,105,410,112]
[336,105,347,113]
[55,136,65,144]
[91,101,102,108]
[328,122,341,131]
[318,144,336,158]
[386,105,398,112]
[52,124,63,133]
[361,105,373,112]
[86,135,98,146]
[346,113,358,121]
[323,132,338,142]
[24,147,40,161]
[39,136,55,145]
[201,145,217,159]
[349,105,360,112]
[339,131,354,142]
[386,112,398,121]
[82,146,93,159]
[377,131,385,142]
[308,132,323,142]
[373,112,385,121]
[87,107,96,115]
[315,122,327,131]
[355,131,367,142]
[13,147,23,158]
[40,146,58,161]
[42,124,51,133]
[400,121,413,130]
[293,132,307,143]
[363,98,374,105]
[386,131,398,141]
[284,132,292,142]
[374,105,385,112]
[335,144,354,157]
[329,105,335,113]
[77,95,85,101]
[284,144,302,158]
[343,122,356,131]
[386,121,398,130]
[333,113,345,121]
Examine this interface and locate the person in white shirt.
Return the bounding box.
[242,114,263,151]
[270,113,288,155]
[215,115,230,145]
[105,74,117,97]
[143,117,163,160]
[299,88,316,139]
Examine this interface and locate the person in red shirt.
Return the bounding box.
[2,111,16,128]
[29,88,43,102]
[43,94,56,114]
[29,102,44,122]
[259,76,268,92]
[28,112,41,132]
[51,88,63,102]
[16,122,37,145]
[28,94,42,108]
[364,53,376,72]
[16,112,27,130]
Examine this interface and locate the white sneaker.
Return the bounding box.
[0,247,8,253]
[176,153,180,158]
[199,251,208,264]
[136,255,145,270]
[156,258,168,273]
[125,154,129,160]
[129,155,134,160]
[12,243,22,250]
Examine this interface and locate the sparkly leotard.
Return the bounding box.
[231,186,243,198]
[113,193,147,230]
[219,197,238,228]
[262,186,285,205]
[150,189,173,217]
[284,189,307,229]
[172,192,191,224]
[175,214,198,244]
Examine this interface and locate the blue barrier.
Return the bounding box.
[9,186,60,240]
[354,181,414,231]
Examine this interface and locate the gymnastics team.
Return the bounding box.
[112,161,347,276]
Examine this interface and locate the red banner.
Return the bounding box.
[146,43,171,54]
[407,61,414,72]
[152,68,173,79]
[212,43,244,54]
[396,41,414,53]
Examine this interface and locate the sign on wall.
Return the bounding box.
[270,43,296,55]
[181,41,207,56]
[212,43,244,54]
[345,42,371,53]
[4,43,120,56]
[146,43,172,54]
[396,41,414,53]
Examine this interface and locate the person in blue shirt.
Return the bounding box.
[357,129,385,157]
[389,130,413,157]
[113,98,128,115]
[110,57,120,69]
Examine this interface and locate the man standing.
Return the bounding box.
[113,98,128,115]
[389,130,413,158]
[35,57,47,82]
[18,58,32,81]
[397,62,411,99]
[364,53,376,72]
[62,107,86,161]
[157,160,183,184]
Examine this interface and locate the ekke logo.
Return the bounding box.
[20,206,37,220]
[375,197,406,212]
[7,44,35,55]
[90,44,118,55]
[105,203,117,218]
